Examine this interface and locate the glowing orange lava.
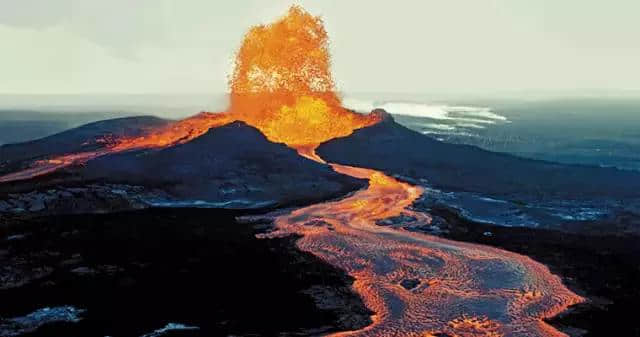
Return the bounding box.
[112,6,379,155]
[0,6,585,337]
[110,112,234,151]
[265,161,584,337]
[0,113,234,183]
[228,6,379,153]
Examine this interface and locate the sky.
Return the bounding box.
[0,0,639,95]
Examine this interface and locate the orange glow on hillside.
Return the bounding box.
[111,112,234,151]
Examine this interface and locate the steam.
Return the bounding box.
[342,97,509,131]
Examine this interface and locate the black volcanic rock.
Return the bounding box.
[0,116,169,173]
[78,122,366,208]
[0,208,372,336]
[400,279,421,290]
[317,111,640,199]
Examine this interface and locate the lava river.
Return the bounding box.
[0,6,584,336]
[263,160,584,337]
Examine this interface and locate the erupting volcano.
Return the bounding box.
[0,5,585,337]
[0,5,377,181]
[228,6,379,158]
[112,5,378,160]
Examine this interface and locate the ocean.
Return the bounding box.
[343,95,640,172]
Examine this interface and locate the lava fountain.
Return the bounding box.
[114,6,378,156]
[228,6,379,159]
[0,6,376,182]
[0,6,584,337]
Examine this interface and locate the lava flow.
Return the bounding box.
[0,6,584,337]
[266,163,584,337]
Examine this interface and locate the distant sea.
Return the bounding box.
[1,93,639,171]
[344,95,640,172]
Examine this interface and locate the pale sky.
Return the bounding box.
[1,0,638,95]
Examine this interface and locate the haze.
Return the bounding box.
[1,0,639,95]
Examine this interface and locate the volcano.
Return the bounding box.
[0,116,169,177]
[0,119,366,214]
[81,121,365,207]
[2,5,638,337]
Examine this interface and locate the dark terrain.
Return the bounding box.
[3,203,638,336]
[0,120,365,213]
[80,122,365,206]
[419,205,640,337]
[0,116,372,336]
[0,208,372,337]
[0,110,142,146]
[0,116,169,175]
[318,111,640,200]
[318,111,640,336]
[1,111,639,336]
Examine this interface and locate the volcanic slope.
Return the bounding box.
[74,121,366,208]
[0,116,169,170]
[317,110,640,200]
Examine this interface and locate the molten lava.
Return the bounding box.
[0,112,235,183]
[0,5,585,337]
[228,5,379,152]
[110,112,234,151]
[263,164,584,337]
[114,6,379,154]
